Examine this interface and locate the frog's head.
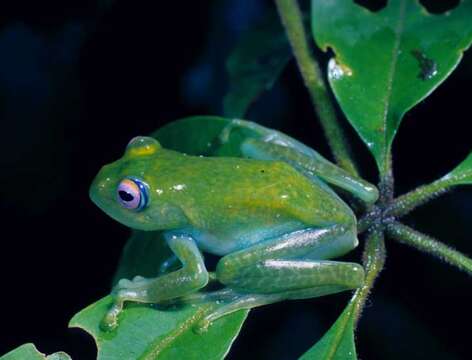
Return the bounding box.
[89,136,188,231]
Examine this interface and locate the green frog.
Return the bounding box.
[89,119,378,331]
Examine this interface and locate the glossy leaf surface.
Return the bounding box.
[71,117,248,360]
[223,13,292,117]
[443,151,472,185]
[0,344,70,360]
[299,302,356,360]
[311,0,472,173]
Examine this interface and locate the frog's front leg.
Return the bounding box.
[102,233,209,331]
[196,225,364,331]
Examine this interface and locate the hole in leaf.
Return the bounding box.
[354,0,387,12]
[419,0,459,14]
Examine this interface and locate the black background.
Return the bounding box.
[1,1,471,359]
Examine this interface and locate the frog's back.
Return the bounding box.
[150,150,353,230]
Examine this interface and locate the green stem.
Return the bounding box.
[386,177,452,218]
[274,0,358,176]
[357,209,379,234]
[378,153,394,205]
[352,229,385,326]
[386,222,472,276]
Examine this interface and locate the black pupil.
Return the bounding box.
[119,190,134,202]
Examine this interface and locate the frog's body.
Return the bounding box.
[90,119,378,331]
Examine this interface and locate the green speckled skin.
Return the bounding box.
[91,146,353,253]
[90,120,374,331]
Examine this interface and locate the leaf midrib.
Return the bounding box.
[138,305,211,360]
[379,0,407,173]
[324,305,354,360]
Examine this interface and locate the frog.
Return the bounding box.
[89,119,379,332]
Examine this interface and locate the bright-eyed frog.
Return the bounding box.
[90,119,379,331]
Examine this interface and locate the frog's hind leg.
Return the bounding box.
[196,226,364,331]
[240,136,379,204]
[195,259,363,332]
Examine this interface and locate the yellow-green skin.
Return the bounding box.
[90,120,377,331]
[91,141,353,255]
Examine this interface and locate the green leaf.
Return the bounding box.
[311,0,472,173]
[0,344,70,360]
[223,13,292,117]
[443,151,472,185]
[70,294,247,360]
[299,302,357,360]
[150,116,232,155]
[71,116,248,360]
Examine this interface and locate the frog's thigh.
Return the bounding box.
[199,260,364,329]
[196,227,363,329]
[202,259,363,328]
[216,225,363,292]
[216,225,358,284]
[218,258,364,294]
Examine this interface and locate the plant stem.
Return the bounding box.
[352,229,385,326]
[386,177,452,218]
[274,0,358,176]
[386,222,472,276]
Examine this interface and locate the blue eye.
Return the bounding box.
[117,177,149,211]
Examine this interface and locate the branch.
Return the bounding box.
[274,0,358,176]
[386,177,452,218]
[386,222,472,276]
[352,229,385,326]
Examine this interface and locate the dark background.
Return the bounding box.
[1,0,471,359]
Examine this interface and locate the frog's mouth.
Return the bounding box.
[89,180,140,229]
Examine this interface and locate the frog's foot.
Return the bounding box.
[116,276,153,290]
[100,301,124,332]
[100,277,153,332]
[179,287,239,305]
[194,291,282,334]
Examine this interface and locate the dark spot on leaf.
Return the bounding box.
[354,0,387,12]
[419,0,459,14]
[411,50,438,80]
[260,169,266,173]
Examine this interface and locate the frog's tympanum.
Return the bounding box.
[90,120,379,331]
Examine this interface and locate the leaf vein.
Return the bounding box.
[381,0,407,171]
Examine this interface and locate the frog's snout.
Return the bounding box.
[89,167,114,210]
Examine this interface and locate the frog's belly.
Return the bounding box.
[189,222,306,256]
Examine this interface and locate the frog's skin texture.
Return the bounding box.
[90,120,379,331]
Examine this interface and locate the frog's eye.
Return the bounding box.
[117,178,149,211]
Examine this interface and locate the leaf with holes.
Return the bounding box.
[442,151,472,185]
[311,0,472,174]
[299,302,357,360]
[69,294,248,360]
[223,12,292,118]
[70,116,249,360]
[0,344,70,360]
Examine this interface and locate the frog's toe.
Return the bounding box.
[117,278,133,288]
[193,318,212,334]
[116,277,152,291]
[100,304,121,332]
